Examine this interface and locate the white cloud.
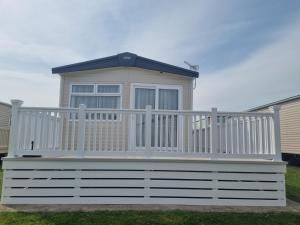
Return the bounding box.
[194,18,300,111]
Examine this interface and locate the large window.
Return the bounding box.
[70,84,121,109]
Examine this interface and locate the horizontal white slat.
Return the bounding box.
[2,159,286,173]
[4,188,145,197]
[4,179,146,188]
[5,170,146,179]
[149,180,214,188]
[1,197,285,206]
[217,190,284,199]
[150,189,213,197]
[217,181,285,190]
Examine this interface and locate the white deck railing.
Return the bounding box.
[7,100,281,160]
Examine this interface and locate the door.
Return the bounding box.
[131,84,181,150]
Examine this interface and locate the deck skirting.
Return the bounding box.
[1,157,286,206]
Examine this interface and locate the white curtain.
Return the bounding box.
[159,89,178,110]
[70,96,97,108]
[135,88,155,109]
[70,96,120,108]
[98,96,120,108]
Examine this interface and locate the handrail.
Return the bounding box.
[7,99,281,161]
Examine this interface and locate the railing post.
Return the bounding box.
[210,107,218,158]
[271,105,281,161]
[77,104,86,157]
[145,105,152,154]
[7,99,23,157]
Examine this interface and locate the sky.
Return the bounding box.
[0,0,300,110]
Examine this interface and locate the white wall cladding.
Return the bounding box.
[1,158,286,206]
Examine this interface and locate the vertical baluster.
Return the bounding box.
[122,112,126,152]
[110,113,114,151]
[193,114,196,153]
[170,114,174,152]
[255,116,260,154]
[27,111,33,150]
[99,113,103,151]
[249,116,253,155]
[46,112,51,150]
[219,116,222,154]
[236,117,240,154]
[230,117,234,154]
[52,112,57,151]
[165,114,169,151]
[160,114,163,151]
[154,113,158,149]
[187,115,190,152]
[266,116,272,154]
[261,116,265,154]
[71,112,76,151]
[58,112,64,151]
[93,113,97,151]
[115,113,120,151]
[64,112,69,151]
[198,114,202,153]
[33,111,38,150]
[138,113,142,148]
[243,116,246,154]
[105,113,109,151]
[205,115,208,153]
[225,116,228,154]
[86,112,91,152]
[22,112,28,150]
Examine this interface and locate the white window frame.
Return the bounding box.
[129,83,183,151]
[130,83,183,110]
[69,83,123,109]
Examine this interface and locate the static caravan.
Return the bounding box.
[0,101,11,154]
[249,95,300,162]
[1,53,286,206]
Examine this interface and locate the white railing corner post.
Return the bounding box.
[77,104,86,157]
[271,105,281,161]
[210,107,218,158]
[145,105,152,155]
[8,99,23,157]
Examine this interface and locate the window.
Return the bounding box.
[70,84,121,109]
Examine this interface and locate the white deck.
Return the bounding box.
[1,157,286,206]
[1,100,286,206]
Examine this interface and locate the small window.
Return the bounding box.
[70,84,121,109]
[72,85,94,93]
[97,85,120,93]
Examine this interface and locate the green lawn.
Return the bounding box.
[286,166,300,203]
[0,211,299,225]
[0,166,299,225]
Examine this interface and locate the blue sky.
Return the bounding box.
[0,0,300,110]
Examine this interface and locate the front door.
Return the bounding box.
[132,84,180,150]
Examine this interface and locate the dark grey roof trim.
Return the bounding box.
[52,52,199,78]
[248,94,300,111]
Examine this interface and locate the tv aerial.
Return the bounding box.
[184,61,199,89]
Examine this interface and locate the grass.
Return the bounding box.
[286,166,300,203]
[0,166,299,225]
[0,211,299,225]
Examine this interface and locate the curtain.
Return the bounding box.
[70,96,97,108]
[97,96,120,108]
[159,89,178,110]
[135,88,155,109]
[97,85,119,93]
[72,85,94,93]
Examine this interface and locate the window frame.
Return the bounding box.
[69,83,122,109]
[130,83,182,110]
